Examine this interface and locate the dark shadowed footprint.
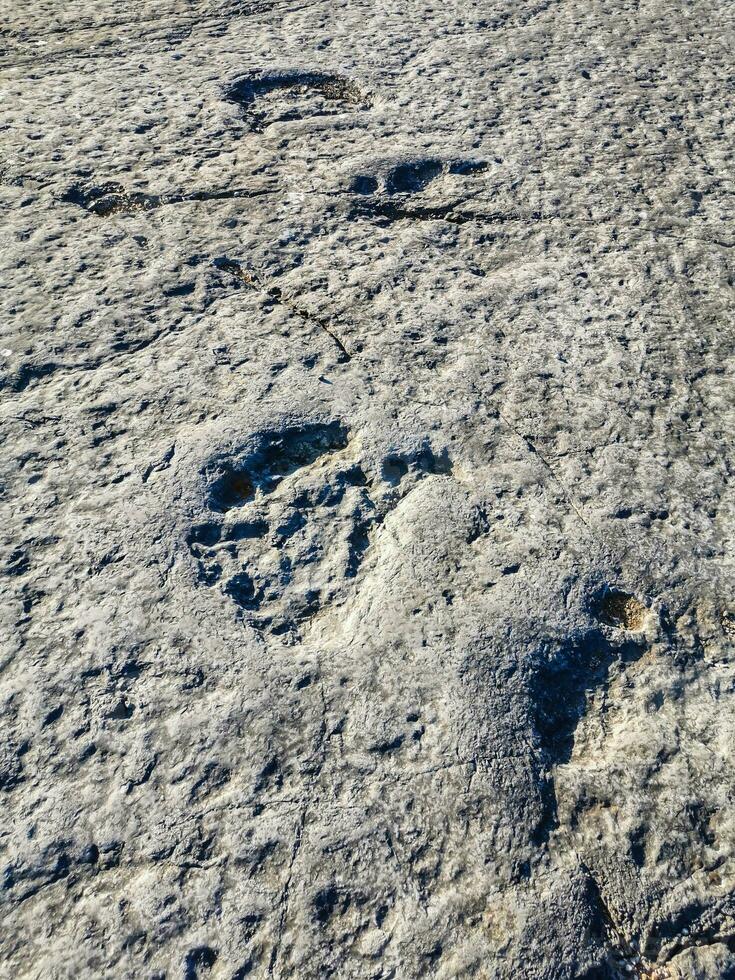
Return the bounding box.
[350,157,489,225]
[188,421,368,639]
[186,424,452,640]
[225,70,369,131]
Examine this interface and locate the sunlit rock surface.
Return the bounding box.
[1,1,734,976]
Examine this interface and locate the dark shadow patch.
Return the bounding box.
[197,560,222,586]
[350,157,486,212]
[43,704,64,727]
[381,446,452,486]
[382,456,409,486]
[189,421,385,637]
[352,174,379,195]
[225,571,263,610]
[313,885,352,925]
[341,465,369,487]
[187,522,222,548]
[60,182,159,216]
[228,520,269,541]
[448,159,489,176]
[386,159,444,194]
[530,630,644,768]
[370,734,405,754]
[528,630,646,845]
[575,871,630,979]
[190,762,231,802]
[208,471,256,513]
[108,699,134,721]
[466,506,491,543]
[275,511,307,541]
[163,282,196,298]
[254,756,282,793]
[260,422,348,482]
[649,906,735,964]
[184,946,218,979]
[6,547,30,576]
[286,589,322,625]
[0,746,24,792]
[351,199,484,226]
[346,519,371,578]
[424,941,443,963]
[81,843,99,865]
[6,361,58,393]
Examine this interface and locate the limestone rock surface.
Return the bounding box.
[1,1,734,977]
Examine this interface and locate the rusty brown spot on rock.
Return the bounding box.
[599,590,646,630]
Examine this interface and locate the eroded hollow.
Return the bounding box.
[384,157,488,195]
[350,158,489,225]
[60,182,277,217]
[61,183,158,217]
[530,632,639,768]
[380,446,452,486]
[597,590,647,630]
[225,71,366,130]
[528,629,647,845]
[205,421,349,513]
[189,430,458,640]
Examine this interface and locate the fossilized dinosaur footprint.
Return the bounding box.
[225,70,369,132]
[186,422,452,639]
[61,70,368,216]
[349,157,489,224]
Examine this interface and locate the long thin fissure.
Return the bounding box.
[215,259,352,362]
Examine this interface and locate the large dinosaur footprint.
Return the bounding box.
[185,422,452,640]
[225,70,369,132]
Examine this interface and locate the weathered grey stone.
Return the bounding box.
[1,1,734,977]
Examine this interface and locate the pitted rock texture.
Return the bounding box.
[1,1,734,978]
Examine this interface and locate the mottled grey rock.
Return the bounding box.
[1,1,734,977]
